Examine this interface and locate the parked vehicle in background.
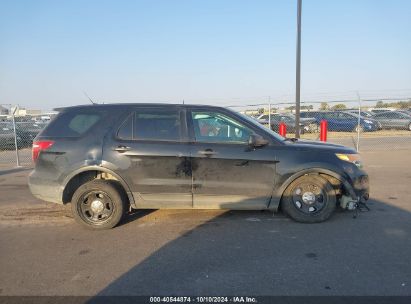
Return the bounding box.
[16,121,47,144]
[0,122,26,150]
[342,110,382,129]
[369,108,396,115]
[258,113,314,124]
[372,111,411,131]
[256,114,270,124]
[344,110,375,118]
[397,109,411,116]
[300,111,379,132]
[0,120,47,149]
[258,113,317,133]
[257,114,317,133]
[246,113,261,119]
[28,103,369,229]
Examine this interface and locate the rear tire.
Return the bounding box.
[281,175,336,223]
[71,180,127,230]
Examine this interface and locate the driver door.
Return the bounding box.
[187,108,278,210]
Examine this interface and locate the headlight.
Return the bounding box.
[336,153,362,168]
[364,120,373,124]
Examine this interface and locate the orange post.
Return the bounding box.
[279,122,287,137]
[320,120,328,142]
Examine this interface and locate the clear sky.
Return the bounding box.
[1,0,410,110]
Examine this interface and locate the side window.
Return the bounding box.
[280,115,293,122]
[41,111,105,137]
[381,112,396,119]
[337,113,352,119]
[68,114,100,134]
[191,111,252,143]
[117,109,181,141]
[134,109,181,141]
[117,113,133,140]
[303,112,317,118]
[391,113,402,119]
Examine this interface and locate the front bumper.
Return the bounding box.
[341,162,370,203]
[363,123,379,132]
[351,174,370,202]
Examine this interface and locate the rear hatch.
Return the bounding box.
[32,107,111,165]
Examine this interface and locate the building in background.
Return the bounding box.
[10,106,42,117]
[0,105,9,115]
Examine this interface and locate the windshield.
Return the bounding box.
[230,110,285,141]
[278,115,295,123]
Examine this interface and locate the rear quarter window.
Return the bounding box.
[40,111,105,137]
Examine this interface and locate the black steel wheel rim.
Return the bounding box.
[291,181,327,214]
[78,190,114,225]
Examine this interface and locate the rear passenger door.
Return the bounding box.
[105,107,193,208]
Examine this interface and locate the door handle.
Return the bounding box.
[114,145,131,152]
[198,149,217,156]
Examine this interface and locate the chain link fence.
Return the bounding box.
[231,97,411,152]
[0,105,49,169]
[1,97,411,169]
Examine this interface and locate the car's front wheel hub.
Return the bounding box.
[292,183,326,214]
[302,191,316,205]
[91,200,105,213]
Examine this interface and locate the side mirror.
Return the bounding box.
[248,134,269,147]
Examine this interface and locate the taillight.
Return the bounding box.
[32,140,54,163]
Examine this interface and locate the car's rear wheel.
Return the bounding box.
[71,180,127,229]
[408,123,411,131]
[281,175,336,223]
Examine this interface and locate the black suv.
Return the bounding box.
[29,104,369,229]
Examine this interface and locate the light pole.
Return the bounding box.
[295,0,302,138]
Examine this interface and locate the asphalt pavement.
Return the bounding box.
[0,148,410,297]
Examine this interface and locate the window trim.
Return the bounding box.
[116,112,134,140]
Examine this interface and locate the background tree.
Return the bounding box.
[331,104,347,110]
[301,105,314,110]
[319,102,329,111]
[376,101,384,108]
[375,100,411,109]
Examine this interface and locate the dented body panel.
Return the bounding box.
[28,103,369,212]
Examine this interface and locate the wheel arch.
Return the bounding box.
[268,167,356,211]
[61,166,135,208]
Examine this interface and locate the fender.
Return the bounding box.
[61,165,136,208]
[267,167,356,211]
